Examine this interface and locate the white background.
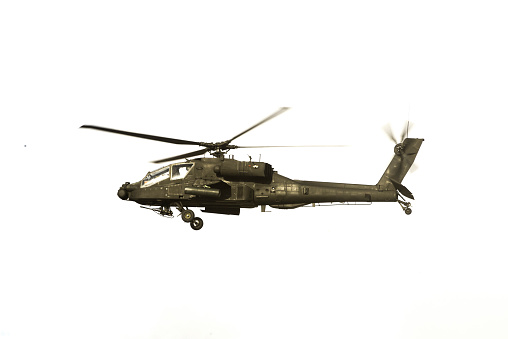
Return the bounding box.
[1,1,507,338]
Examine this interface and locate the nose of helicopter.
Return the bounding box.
[117,188,129,200]
[117,182,137,200]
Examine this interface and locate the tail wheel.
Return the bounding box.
[398,200,413,215]
[181,209,195,223]
[190,217,204,230]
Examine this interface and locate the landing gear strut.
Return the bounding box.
[397,199,412,215]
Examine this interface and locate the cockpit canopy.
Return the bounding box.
[141,163,194,188]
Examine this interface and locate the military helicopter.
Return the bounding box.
[81,107,423,230]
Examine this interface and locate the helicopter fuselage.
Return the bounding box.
[118,156,398,215]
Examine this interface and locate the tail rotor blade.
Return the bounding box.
[383,124,398,144]
[384,122,414,143]
[401,121,414,141]
[409,163,419,174]
[399,125,407,143]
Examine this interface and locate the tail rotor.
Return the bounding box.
[383,121,415,157]
[378,121,423,200]
[384,121,413,142]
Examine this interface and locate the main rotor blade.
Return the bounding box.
[80,125,202,145]
[227,107,290,143]
[151,148,208,164]
[236,145,349,148]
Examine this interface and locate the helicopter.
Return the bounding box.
[81,107,424,230]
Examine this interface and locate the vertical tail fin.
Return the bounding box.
[377,138,424,199]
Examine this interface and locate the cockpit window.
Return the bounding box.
[171,163,193,180]
[140,163,193,188]
[141,166,170,188]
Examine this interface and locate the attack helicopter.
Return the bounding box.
[81,107,423,230]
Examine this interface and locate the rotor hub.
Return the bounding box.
[394,143,404,156]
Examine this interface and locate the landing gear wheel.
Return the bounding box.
[181,209,195,223]
[398,199,413,215]
[190,217,204,230]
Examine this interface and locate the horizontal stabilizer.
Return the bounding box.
[390,179,414,200]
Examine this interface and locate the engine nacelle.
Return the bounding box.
[214,161,273,180]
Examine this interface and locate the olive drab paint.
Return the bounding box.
[82,108,423,230]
